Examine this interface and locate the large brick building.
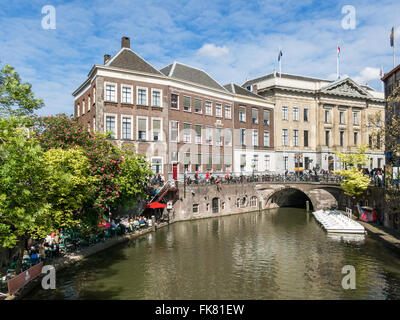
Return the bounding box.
[72,37,274,179]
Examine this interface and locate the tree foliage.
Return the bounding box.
[334,145,371,197]
[0,64,44,117]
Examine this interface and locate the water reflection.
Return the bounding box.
[26,208,400,300]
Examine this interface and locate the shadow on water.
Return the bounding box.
[25,240,133,300]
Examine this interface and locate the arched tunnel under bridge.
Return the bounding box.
[266,187,315,210]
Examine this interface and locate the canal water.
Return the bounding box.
[26,208,400,299]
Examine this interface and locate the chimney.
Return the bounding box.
[104,54,111,65]
[121,36,130,49]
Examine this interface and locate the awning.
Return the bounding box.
[144,202,167,209]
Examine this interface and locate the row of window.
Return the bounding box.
[104,82,163,107]
[170,152,232,172]
[76,88,95,117]
[239,106,270,125]
[324,109,360,125]
[105,114,163,141]
[169,121,232,145]
[239,154,271,171]
[282,106,308,122]
[239,129,270,147]
[171,93,232,118]
[281,129,309,147]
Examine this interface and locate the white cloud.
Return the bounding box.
[353,67,381,85]
[197,43,230,59]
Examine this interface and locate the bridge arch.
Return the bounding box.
[264,186,339,211]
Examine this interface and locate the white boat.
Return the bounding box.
[312,209,365,234]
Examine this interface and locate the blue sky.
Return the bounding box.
[1,0,399,115]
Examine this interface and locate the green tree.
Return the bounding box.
[115,148,154,208]
[0,64,44,117]
[0,117,49,249]
[334,145,371,197]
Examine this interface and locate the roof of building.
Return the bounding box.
[106,48,163,75]
[381,64,400,81]
[160,61,227,91]
[223,83,266,99]
[242,72,332,88]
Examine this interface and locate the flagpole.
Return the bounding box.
[393,26,396,68]
[337,43,340,80]
[279,48,282,78]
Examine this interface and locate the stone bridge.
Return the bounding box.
[171,181,344,221]
[255,182,342,211]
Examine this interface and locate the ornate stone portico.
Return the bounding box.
[243,74,385,173]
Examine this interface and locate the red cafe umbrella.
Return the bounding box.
[144,202,167,209]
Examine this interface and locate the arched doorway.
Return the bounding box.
[212,198,219,213]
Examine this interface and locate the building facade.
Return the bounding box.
[243,73,385,173]
[72,37,274,179]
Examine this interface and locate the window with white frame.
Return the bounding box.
[88,96,91,111]
[353,111,358,125]
[216,154,222,171]
[339,111,345,124]
[304,108,308,122]
[184,153,191,170]
[225,128,232,146]
[205,101,212,115]
[282,106,288,120]
[93,116,96,132]
[293,107,299,121]
[77,104,80,117]
[205,126,213,144]
[206,153,212,170]
[171,94,178,109]
[216,103,222,117]
[264,155,270,171]
[137,87,148,106]
[195,153,202,171]
[183,96,191,111]
[282,129,288,146]
[183,123,191,143]
[325,109,330,123]
[239,106,246,122]
[151,89,162,107]
[152,119,161,141]
[122,116,132,140]
[240,128,246,146]
[263,109,270,126]
[82,100,86,114]
[225,105,231,119]
[171,151,178,162]
[137,117,147,140]
[284,156,288,170]
[122,86,132,104]
[194,98,202,113]
[240,154,246,171]
[195,125,202,144]
[216,128,222,146]
[264,131,270,147]
[105,115,116,139]
[293,129,298,146]
[252,108,258,124]
[252,130,258,146]
[170,121,179,142]
[151,157,163,174]
[105,84,116,102]
[93,87,96,106]
[252,155,258,171]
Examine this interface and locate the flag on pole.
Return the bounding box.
[390,27,394,47]
[337,45,341,57]
[278,50,283,62]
